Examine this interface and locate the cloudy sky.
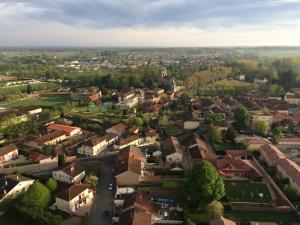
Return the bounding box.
[1,0,300,47]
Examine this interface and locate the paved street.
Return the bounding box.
[89,156,115,225]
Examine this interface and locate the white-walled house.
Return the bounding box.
[162,136,183,165]
[78,136,108,156]
[114,135,143,150]
[0,143,18,164]
[55,184,93,214]
[53,163,85,184]
[0,175,34,202]
[106,123,128,137]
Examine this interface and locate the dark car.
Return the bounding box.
[102,211,109,220]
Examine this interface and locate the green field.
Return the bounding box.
[224,210,299,225]
[2,96,70,108]
[188,210,299,225]
[225,180,272,203]
[0,82,59,95]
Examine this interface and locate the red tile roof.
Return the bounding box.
[0,143,18,156]
[55,183,90,201]
[47,124,81,134]
[28,151,50,161]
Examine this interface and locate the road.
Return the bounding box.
[89,156,115,225]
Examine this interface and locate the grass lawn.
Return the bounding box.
[188,211,299,225]
[164,123,184,136]
[2,96,70,108]
[225,180,272,203]
[224,210,299,225]
[162,180,184,189]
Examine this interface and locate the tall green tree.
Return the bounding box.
[185,161,225,206]
[254,119,270,136]
[133,117,143,127]
[21,181,50,209]
[208,125,222,145]
[234,105,248,129]
[46,178,57,193]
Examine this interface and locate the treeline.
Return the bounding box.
[184,66,233,95]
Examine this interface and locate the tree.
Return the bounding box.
[21,181,50,209]
[254,119,270,136]
[26,84,33,94]
[205,201,224,220]
[133,117,143,127]
[234,105,248,129]
[46,178,57,193]
[273,127,283,137]
[185,161,225,206]
[84,174,99,189]
[225,127,237,142]
[158,115,169,128]
[58,154,65,166]
[208,125,222,145]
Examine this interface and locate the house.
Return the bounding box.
[145,130,159,143]
[106,133,119,146]
[0,105,42,126]
[212,157,262,182]
[236,136,270,151]
[187,136,212,166]
[117,191,160,225]
[260,144,285,167]
[47,124,82,136]
[71,91,101,104]
[28,151,54,164]
[77,136,108,156]
[225,150,252,160]
[55,183,93,214]
[254,77,268,84]
[276,158,300,193]
[0,175,34,202]
[106,123,128,137]
[26,131,66,149]
[217,96,240,117]
[0,143,18,163]
[209,217,236,225]
[161,136,183,166]
[114,135,143,150]
[276,137,300,148]
[53,163,86,184]
[115,156,141,186]
[284,92,300,105]
[247,111,273,129]
[117,91,139,109]
[129,125,139,134]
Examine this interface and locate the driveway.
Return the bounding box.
[89,156,115,225]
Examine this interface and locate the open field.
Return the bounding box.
[225,210,299,224]
[0,82,60,95]
[0,75,17,81]
[187,210,299,224]
[225,180,272,203]
[2,96,70,108]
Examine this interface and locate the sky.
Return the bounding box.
[1,0,300,47]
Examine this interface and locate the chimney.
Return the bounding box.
[16,176,19,180]
[71,165,75,172]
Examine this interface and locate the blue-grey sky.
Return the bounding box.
[1,0,300,46]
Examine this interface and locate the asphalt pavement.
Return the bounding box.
[88,156,115,225]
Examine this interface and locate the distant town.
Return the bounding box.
[1,47,300,225]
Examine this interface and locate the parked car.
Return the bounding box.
[102,211,109,220]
